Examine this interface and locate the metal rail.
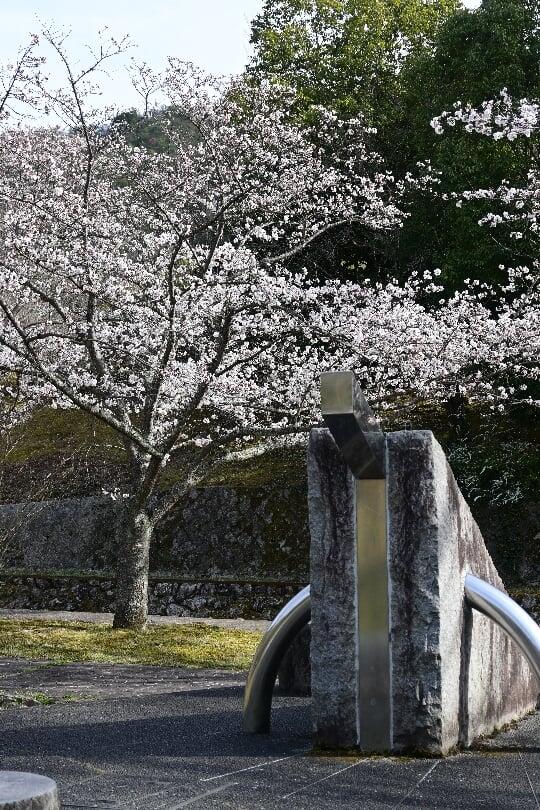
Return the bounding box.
[243,575,540,735]
[243,585,310,733]
[465,574,540,682]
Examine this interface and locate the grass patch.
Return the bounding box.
[0,690,56,707]
[0,690,96,709]
[0,619,262,670]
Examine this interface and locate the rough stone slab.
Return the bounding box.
[387,430,538,754]
[0,772,59,810]
[386,431,444,753]
[307,427,538,755]
[308,428,358,747]
[278,624,311,696]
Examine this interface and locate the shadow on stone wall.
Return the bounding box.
[0,481,310,618]
[0,483,310,580]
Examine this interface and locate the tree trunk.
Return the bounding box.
[113,508,153,629]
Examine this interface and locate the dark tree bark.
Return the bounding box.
[113,507,153,629]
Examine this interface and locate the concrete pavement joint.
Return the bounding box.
[158,782,237,809]
[393,760,441,808]
[279,758,364,800]
[519,751,540,809]
[200,750,308,782]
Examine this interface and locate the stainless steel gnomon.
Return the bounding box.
[244,370,392,751]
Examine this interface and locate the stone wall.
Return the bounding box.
[0,481,309,617]
[0,484,309,579]
[0,573,303,620]
[0,450,538,623]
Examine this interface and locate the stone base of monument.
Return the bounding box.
[0,772,59,810]
[304,429,539,756]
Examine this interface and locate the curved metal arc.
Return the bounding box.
[465,573,540,683]
[243,585,311,734]
[244,574,540,737]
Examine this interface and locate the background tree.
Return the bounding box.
[394,0,540,286]
[1,30,534,628]
[428,86,540,579]
[247,0,540,582]
[248,0,540,287]
[249,0,459,125]
[111,108,198,153]
[248,0,459,280]
[0,35,43,122]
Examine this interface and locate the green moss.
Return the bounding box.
[260,486,309,576]
[0,618,262,669]
[0,690,97,709]
[309,746,367,760]
[0,569,304,585]
[0,568,115,580]
[206,445,307,489]
[310,745,442,761]
[3,408,307,493]
[5,408,125,465]
[509,586,540,600]
[0,690,55,707]
[510,586,540,597]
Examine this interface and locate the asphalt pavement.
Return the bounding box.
[0,657,539,809]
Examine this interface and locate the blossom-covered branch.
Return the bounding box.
[431,90,540,245]
[0,30,536,627]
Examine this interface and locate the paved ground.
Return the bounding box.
[0,608,270,633]
[0,658,539,809]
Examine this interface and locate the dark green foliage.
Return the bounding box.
[249,0,459,126]
[438,401,539,584]
[111,108,199,153]
[249,0,540,288]
[247,0,460,281]
[444,410,539,509]
[393,0,540,287]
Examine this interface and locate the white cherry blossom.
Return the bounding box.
[0,31,537,626]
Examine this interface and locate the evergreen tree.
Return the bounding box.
[394,0,540,286]
[249,0,459,126]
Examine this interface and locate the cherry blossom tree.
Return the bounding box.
[430,90,540,408]
[0,31,537,628]
[0,35,44,123]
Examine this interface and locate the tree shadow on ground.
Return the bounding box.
[0,685,312,775]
